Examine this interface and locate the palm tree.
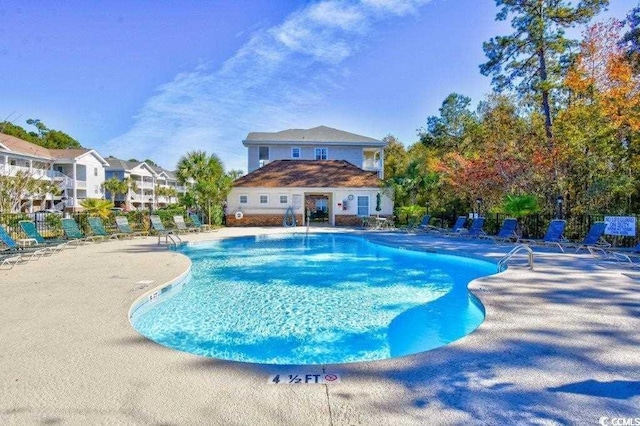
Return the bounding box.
[80,198,114,219]
[123,177,139,208]
[102,178,128,204]
[176,151,229,224]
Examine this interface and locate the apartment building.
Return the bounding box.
[104,157,183,211]
[226,126,393,226]
[0,133,108,212]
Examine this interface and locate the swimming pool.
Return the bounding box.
[130,233,496,365]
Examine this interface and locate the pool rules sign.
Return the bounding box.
[604,216,636,237]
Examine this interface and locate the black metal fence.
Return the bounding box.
[3,210,638,247]
[429,212,639,247]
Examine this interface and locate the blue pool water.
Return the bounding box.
[130,234,496,365]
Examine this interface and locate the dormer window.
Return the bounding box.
[315,147,328,160]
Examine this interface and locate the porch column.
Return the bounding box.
[72,162,78,209]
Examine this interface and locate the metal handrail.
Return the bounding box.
[498,244,534,271]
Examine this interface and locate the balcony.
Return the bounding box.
[362,159,381,170]
[0,164,51,179]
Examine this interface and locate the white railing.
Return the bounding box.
[362,160,381,169]
[0,164,52,179]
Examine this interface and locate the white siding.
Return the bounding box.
[246,144,383,172]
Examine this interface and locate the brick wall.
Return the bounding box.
[226,214,304,227]
[335,215,365,226]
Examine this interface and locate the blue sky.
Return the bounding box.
[1,0,636,172]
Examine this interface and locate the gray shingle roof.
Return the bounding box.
[244,126,382,145]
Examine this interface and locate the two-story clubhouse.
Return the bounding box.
[226,126,394,227]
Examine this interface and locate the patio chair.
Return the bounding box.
[592,241,640,265]
[442,216,470,236]
[416,215,433,232]
[465,217,486,238]
[482,218,519,244]
[399,215,422,233]
[521,219,568,252]
[0,252,23,269]
[0,224,51,261]
[61,218,104,243]
[87,217,126,240]
[173,215,199,233]
[189,213,214,231]
[115,216,149,238]
[563,222,610,253]
[150,215,182,245]
[18,220,72,251]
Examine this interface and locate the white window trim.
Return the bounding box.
[357,195,369,217]
[291,147,301,159]
[239,194,248,204]
[259,194,269,204]
[279,194,289,204]
[315,147,328,160]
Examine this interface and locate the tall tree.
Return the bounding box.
[419,93,479,153]
[176,151,230,225]
[620,4,640,69]
[26,118,82,149]
[480,0,608,145]
[382,135,408,180]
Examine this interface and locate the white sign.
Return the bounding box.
[268,373,341,384]
[604,216,636,237]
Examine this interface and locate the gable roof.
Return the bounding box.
[0,133,106,164]
[105,156,178,179]
[233,160,382,188]
[243,126,384,146]
[105,156,140,171]
[0,133,53,158]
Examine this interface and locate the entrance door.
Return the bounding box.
[357,196,369,217]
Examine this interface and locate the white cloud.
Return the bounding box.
[104,0,432,172]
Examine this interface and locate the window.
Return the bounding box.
[315,147,328,160]
[357,196,369,216]
[258,146,269,167]
[9,159,16,166]
[279,195,288,204]
[291,147,300,158]
[316,198,328,212]
[239,195,248,204]
[94,167,98,177]
[259,195,269,204]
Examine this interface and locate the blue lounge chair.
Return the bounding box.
[522,219,568,252]
[61,218,103,243]
[564,222,610,252]
[0,224,50,261]
[87,217,126,240]
[115,216,148,238]
[189,213,214,232]
[465,217,486,238]
[19,220,74,251]
[416,215,433,232]
[437,216,467,234]
[483,218,519,244]
[150,215,182,245]
[594,241,640,265]
[173,215,199,233]
[0,252,23,269]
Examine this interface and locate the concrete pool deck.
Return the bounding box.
[1,227,638,425]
